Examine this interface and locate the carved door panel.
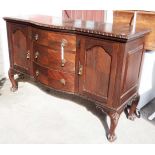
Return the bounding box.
[78,37,113,103]
[9,23,30,73]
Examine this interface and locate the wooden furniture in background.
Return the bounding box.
[63,10,105,23]
[113,10,155,51]
[4,15,150,142]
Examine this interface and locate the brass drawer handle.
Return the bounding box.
[35,51,39,59]
[34,34,39,41]
[60,78,66,85]
[35,70,39,76]
[61,39,68,67]
[26,50,30,59]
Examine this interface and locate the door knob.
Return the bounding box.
[35,51,39,59]
[34,34,39,41]
[60,78,66,85]
[26,50,30,59]
[78,62,83,75]
[35,70,39,76]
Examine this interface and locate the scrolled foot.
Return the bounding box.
[107,134,117,142]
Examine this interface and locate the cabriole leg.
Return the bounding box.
[107,111,120,142]
[8,68,18,92]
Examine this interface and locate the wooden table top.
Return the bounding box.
[4,15,150,41]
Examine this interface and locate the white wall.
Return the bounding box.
[0,0,62,78]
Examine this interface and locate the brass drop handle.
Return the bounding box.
[78,62,83,75]
[26,50,30,59]
[61,39,68,67]
[35,70,39,76]
[35,51,39,59]
[34,34,39,41]
[60,78,66,85]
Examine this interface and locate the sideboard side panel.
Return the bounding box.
[120,38,145,104]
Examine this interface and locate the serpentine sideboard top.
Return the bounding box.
[4,15,150,42]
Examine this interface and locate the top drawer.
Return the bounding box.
[32,28,76,52]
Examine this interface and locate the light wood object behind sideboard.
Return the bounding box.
[113,10,155,51]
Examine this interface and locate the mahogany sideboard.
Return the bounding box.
[4,15,150,142]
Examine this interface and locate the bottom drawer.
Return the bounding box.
[33,63,75,92]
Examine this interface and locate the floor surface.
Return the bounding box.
[0,78,155,144]
[141,99,155,126]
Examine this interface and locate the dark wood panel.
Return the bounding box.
[10,23,30,73]
[120,38,145,98]
[122,45,143,93]
[84,46,111,97]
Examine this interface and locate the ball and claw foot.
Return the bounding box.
[127,94,140,121]
[128,114,136,121]
[10,86,18,92]
[107,134,117,142]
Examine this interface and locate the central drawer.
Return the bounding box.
[33,63,75,93]
[33,43,76,73]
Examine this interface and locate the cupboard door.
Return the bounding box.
[78,37,113,103]
[9,23,30,73]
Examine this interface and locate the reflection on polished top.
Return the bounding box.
[4,15,150,40]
